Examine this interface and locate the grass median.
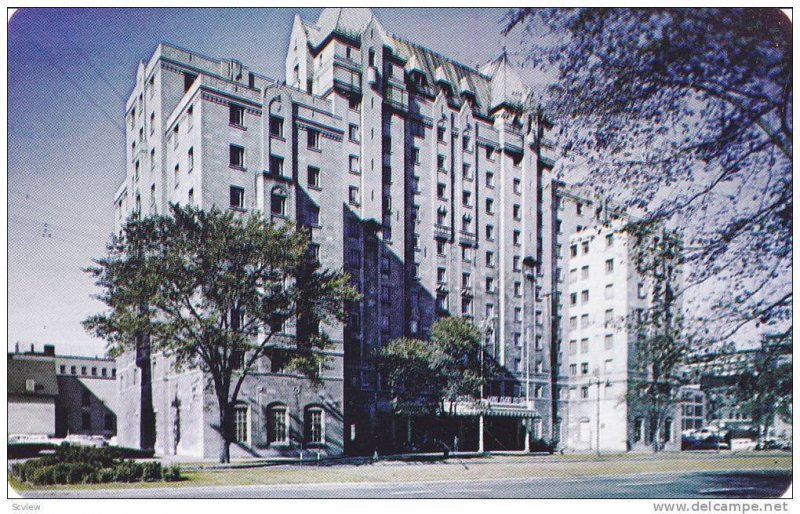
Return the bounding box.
[10,452,791,492]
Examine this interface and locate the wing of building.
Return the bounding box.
[112,8,683,458]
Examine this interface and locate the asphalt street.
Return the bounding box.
[19,469,791,499]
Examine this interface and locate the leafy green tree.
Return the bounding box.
[378,317,491,416]
[505,8,791,344]
[84,204,359,462]
[736,333,792,447]
[626,227,686,452]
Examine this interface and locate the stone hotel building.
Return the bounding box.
[112,8,679,458]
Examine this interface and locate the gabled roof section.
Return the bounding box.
[479,51,529,112]
[390,36,492,114]
[8,358,59,397]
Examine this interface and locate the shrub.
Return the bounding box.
[9,446,174,485]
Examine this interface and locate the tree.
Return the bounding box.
[626,227,686,452]
[505,8,792,345]
[378,317,491,416]
[735,333,792,447]
[84,204,359,462]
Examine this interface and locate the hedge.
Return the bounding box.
[10,446,181,485]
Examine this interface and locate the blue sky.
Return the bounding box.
[8,7,521,356]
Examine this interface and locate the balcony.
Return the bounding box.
[434,224,452,240]
[459,230,477,247]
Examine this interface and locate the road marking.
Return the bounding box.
[619,481,673,487]
[697,487,755,494]
[449,489,492,493]
[390,490,435,495]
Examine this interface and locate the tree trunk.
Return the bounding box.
[219,402,232,463]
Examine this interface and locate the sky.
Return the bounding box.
[7,7,526,357]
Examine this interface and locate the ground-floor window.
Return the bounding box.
[663,418,672,442]
[634,417,643,442]
[268,404,288,444]
[305,407,325,444]
[234,404,249,443]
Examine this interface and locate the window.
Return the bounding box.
[605,284,614,299]
[437,154,446,171]
[268,156,284,177]
[71,366,76,375]
[485,277,495,293]
[437,267,447,284]
[380,255,390,276]
[514,281,521,297]
[267,405,288,444]
[581,314,589,328]
[605,309,614,327]
[569,364,577,376]
[606,259,614,274]
[229,145,245,169]
[461,297,473,316]
[270,188,286,216]
[634,418,644,442]
[187,147,194,171]
[513,230,521,246]
[462,214,472,232]
[579,386,589,399]
[570,293,577,306]
[606,234,613,248]
[485,198,495,215]
[513,178,521,194]
[514,307,522,322]
[307,166,320,188]
[349,155,360,174]
[229,186,244,209]
[604,359,613,374]
[663,419,673,442]
[435,239,446,256]
[269,116,283,137]
[348,95,360,111]
[229,104,244,127]
[436,292,448,312]
[305,407,325,444]
[568,340,577,355]
[381,285,391,303]
[569,269,578,284]
[82,412,91,430]
[91,367,97,376]
[486,224,495,240]
[462,272,471,288]
[437,125,446,142]
[349,124,359,142]
[513,333,521,347]
[462,134,471,151]
[570,245,578,257]
[581,362,589,375]
[437,182,446,199]
[348,186,360,205]
[513,204,521,220]
[486,170,494,187]
[59,365,66,374]
[307,205,320,226]
[307,129,320,150]
[582,241,590,254]
[485,145,495,161]
[231,404,249,443]
[576,203,583,216]
[463,163,472,179]
[605,334,614,349]
[187,105,193,130]
[81,366,87,375]
[513,256,521,271]
[581,338,589,353]
[581,290,589,304]
[486,251,495,267]
[462,190,472,207]
[581,266,589,280]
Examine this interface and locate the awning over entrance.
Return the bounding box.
[448,399,540,418]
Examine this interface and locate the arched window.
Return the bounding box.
[267,403,288,444]
[462,213,472,232]
[436,206,447,226]
[304,405,325,445]
[270,187,287,216]
[233,403,249,443]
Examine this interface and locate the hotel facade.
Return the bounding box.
[113,8,679,458]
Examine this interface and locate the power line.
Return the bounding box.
[54,28,127,102]
[14,28,126,135]
[9,199,112,233]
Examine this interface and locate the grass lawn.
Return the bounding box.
[9,453,790,492]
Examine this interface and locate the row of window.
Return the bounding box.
[59,364,116,378]
[568,284,616,306]
[567,359,615,377]
[234,403,326,446]
[568,260,615,283]
[568,309,615,330]
[569,234,614,258]
[568,334,616,355]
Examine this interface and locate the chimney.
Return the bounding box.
[14,342,19,353]
[30,343,35,353]
[43,345,55,356]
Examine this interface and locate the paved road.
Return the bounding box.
[20,470,791,499]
